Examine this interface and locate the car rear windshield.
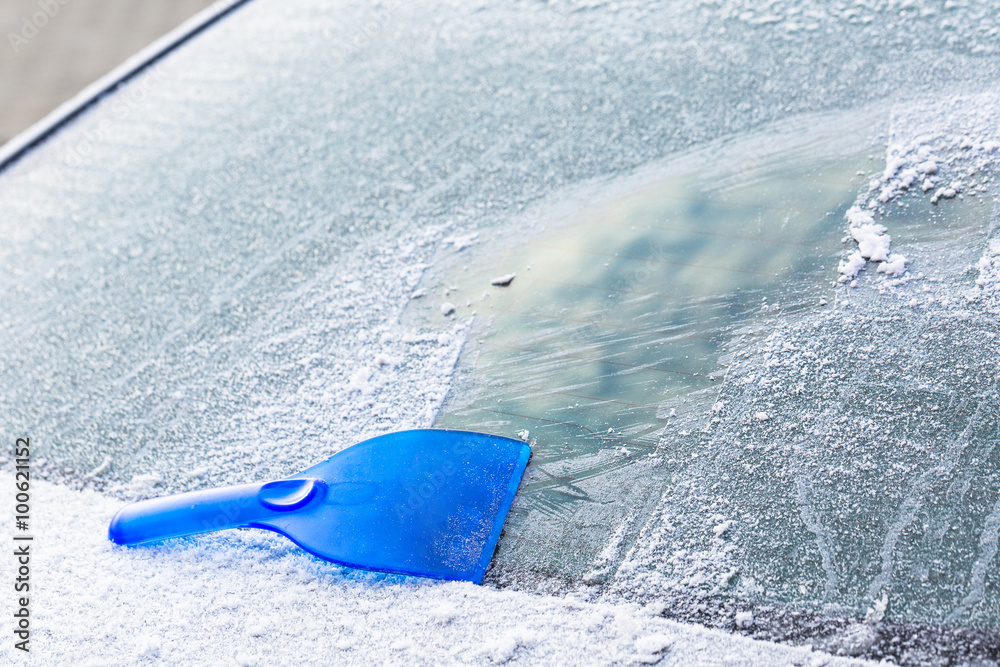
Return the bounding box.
[1,0,999,662]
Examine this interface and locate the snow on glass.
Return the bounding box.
[1,0,1000,663]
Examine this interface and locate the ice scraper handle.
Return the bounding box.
[108,478,327,545]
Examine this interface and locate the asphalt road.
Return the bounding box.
[0,0,214,147]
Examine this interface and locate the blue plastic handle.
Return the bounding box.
[108,478,327,545]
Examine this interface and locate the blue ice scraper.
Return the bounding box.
[108,429,530,583]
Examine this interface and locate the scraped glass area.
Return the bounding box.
[426,110,878,583]
[425,103,1000,647]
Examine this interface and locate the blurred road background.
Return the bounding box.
[0,0,214,147]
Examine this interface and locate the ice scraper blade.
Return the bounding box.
[107,429,531,583]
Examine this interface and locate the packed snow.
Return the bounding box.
[974,239,1000,299]
[2,471,869,665]
[840,93,1000,283]
[489,273,517,287]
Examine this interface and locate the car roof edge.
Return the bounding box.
[0,0,256,176]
